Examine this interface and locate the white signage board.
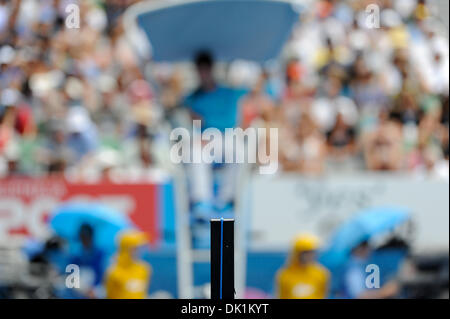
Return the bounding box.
[248,173,449,252]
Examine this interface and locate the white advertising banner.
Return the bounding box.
[248,173,449,252]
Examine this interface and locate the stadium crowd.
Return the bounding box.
[0,0,448,181]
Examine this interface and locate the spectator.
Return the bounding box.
[362,110,404,171]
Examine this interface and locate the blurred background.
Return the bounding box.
[0,0,448,299]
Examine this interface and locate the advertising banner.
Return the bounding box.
[0,178,160,244]
[248,174,449,252]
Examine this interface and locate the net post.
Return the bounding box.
[210,218,234,299]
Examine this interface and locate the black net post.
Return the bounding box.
[210,218,234,299]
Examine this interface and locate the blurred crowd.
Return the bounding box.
[0,0,448,181]
[271,0,449,178]
[0,0,172,182]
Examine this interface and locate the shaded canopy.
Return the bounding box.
[127,0,300,63]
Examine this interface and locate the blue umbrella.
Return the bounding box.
[125,0,300,62]
[49,202,134,253]
[328,206,410,249]
[319,206,411,270]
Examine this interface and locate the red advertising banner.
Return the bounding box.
[0,178,159,244]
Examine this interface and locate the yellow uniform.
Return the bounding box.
[276,234,329,299]
[105,231,151,299]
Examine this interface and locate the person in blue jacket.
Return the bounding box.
[70,223,105,297]
[183,51,248,247]
[342,241,399,299]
